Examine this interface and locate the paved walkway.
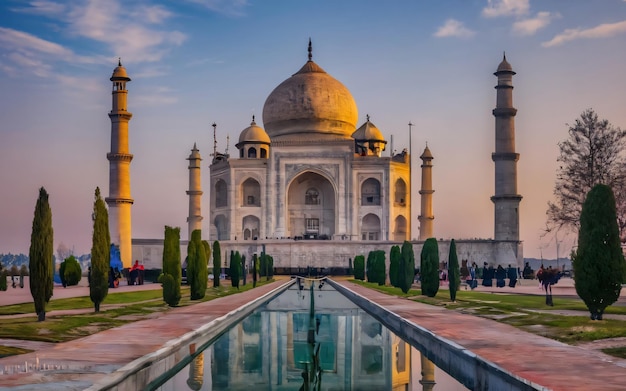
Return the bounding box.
[0,279,288,389]
[0,277,625,390]
[335,280,626,391]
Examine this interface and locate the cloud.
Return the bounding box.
[185,0,250,17]
[4,0,187,68]
[513,11,558,36]
[542,20,626,47]
[65,0,187,63]
[0,27,100,70]
[434,19,476,38]
[482,0,529,18]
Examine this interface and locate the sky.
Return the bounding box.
[1,0,625,260]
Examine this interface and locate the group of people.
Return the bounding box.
[480,263,519,288]
[459,260,520,290]
[87,260,145,288]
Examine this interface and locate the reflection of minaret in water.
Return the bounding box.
[187,144,203,241]
[491,54,522,246]
[106,59,133,268]
[418,145,434,240]
[186,344,204,390]
[419,353,436,391]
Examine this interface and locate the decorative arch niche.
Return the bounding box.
[361,213,381,240]
[361,178,381,205]
[287,171,335,239]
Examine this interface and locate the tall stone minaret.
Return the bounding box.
[418,145,434,240]
[106,60,133,268]
[491,54,522,246]
[187,143,203,240]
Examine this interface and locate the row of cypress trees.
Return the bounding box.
[161,228,221,306]
[352,239,462,300]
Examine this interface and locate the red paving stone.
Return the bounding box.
[1,277,625,390]
[336,280,626,391]
[0,280,287,389]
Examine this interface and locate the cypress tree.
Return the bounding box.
[241,254,246,286]
[212,241,221,287]
[90,187,110,313]
[188,230,207,300]
[574,184,624,320]
[29,187,54,321]
[420,238,440,297]
[161,226,181,306]
[266,255,274,281]
[354,255,365,280]
[252,253,258,287]
[366,251,376,283]
[389,245,401,287]
[399,241,415,294]
[230,251,241,289]
[375,250,386,285]
[447,239,460,302]
[202,240,212,284]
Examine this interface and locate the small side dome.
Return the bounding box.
[237,116,271,145]
[352,115,385,142]
[353,115,387,157]
[111,59,131,81]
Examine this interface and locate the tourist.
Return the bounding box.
[507,264,518,287]
[495,265,506,287]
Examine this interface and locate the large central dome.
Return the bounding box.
[262,48,358,140]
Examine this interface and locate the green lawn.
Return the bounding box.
[0,280,273,344]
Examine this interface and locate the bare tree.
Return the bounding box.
[547,109,626,240]
[56,242,71,262]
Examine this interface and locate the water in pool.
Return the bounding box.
[156,279,467,390]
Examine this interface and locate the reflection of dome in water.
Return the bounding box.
[262,43,358,140]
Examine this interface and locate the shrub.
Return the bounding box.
[252,253,258,287]
[389,245,401,287]
[366,251,376,283]
[212,241,221,288]
[354,255,365,280]
[62,255,82,286]
[375,250,386,285]
[398,241,415,294]
[420,238,439,297]
[161,226,181,306]
[230,251,241,289]
[447,239,460,302]
[188,229,207,300]
[159,273,177,307]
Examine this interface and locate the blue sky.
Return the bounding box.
[1,0,625,260]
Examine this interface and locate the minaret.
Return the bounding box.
[418,145,434,240]
[187,143,203,240]
[106,59,133,268]
[491,54,522,246]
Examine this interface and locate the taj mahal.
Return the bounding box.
[106,41,523,273]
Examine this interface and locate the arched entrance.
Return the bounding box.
[287,172,335,239]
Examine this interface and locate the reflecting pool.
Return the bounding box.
[155,279,468,390]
